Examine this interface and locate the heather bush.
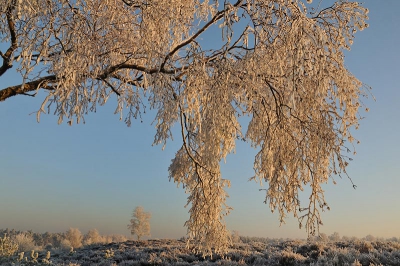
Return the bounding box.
[336,248,358,265]
[2,228,400,265]
[279,250,307,265]
[0,234,18,258]
[356,240,374,253]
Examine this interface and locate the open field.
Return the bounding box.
[2,237,400,265]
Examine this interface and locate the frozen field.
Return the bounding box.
[1,238,400,265]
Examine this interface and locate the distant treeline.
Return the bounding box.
[2,228,399,253]
[0,228,127,252]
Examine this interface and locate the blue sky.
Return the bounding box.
[1,0,399,240]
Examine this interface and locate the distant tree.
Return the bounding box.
[329,232,341,242]
[41,232,53,247]
[94,234,126,244]
[1,0,370,255]
[350,236,359,242]
[342,235,350,242]
[50,233,64,249]
[12,233,37,252]
[231,230,241,244]
[318,233,329,242]
[60,239,72,251]
[364,234,375,242]
[64,228,83,249]
[32,232,44,247]
[110,234,128,243]
[128,206,151,240]
[83,229,104,245]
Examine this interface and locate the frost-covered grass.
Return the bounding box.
[1,238,400,265]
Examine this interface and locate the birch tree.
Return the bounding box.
[0,0,370,254]
[64,228,83,249]
[128,206,151,240]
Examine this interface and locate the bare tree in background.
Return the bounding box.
[128,206,151,241]
[0,0,371,254]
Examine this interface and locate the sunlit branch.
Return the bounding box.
[0,75,57,101]
[160,0,245,71]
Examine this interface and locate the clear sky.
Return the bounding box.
[1,0,399,240]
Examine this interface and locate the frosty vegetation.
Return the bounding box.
[0,0,370,254]
[0,228,127,253]
[128,206,152,240]
[1,229,400,265]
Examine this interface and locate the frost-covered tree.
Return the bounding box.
[318,233,329,243]
[12,233,37,252]
[231,230,241,244]
[64,228,83,249]
[128,206,151,240]
[1,0,370,254]
[364,234,376,242]
[83,229,104,245]
[329,232,341,242]
[109,234,128,243]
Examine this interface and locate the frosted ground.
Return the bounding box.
[2,237,400,265]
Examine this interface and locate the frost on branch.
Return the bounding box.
[0,0,370,255]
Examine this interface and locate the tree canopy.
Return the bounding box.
[128,206,151,241]
[1,0,370,255]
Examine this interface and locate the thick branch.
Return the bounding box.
[1,31,251,102]
[0,75,57,101]
[0,3,18,76]
[98,63,176,80]
[0,62,171,101]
